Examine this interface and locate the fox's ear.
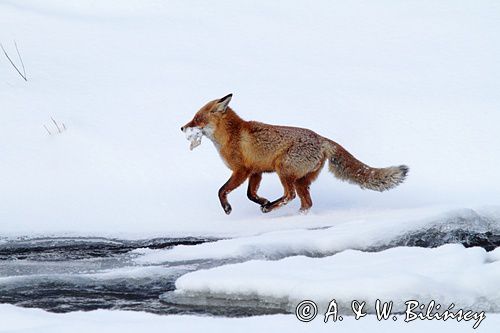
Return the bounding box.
[214,93,233,113]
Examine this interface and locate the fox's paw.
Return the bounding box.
[260,203,272,213]
[222,203,232,215]
[299,208,310,215]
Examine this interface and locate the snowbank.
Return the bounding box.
[1,304,499,333]
[173,244,500,314]
[1,0,500,238]
[134,207,500,263]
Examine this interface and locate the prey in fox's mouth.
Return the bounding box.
[183,126,203,151]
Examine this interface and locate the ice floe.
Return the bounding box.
[173,244,500,315]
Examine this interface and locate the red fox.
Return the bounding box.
[181,94,408,215]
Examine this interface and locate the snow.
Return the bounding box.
[1,304,499,333]
[1,0,500,238]
[174,244,500,313]
[134,207,500,263]
[2,1,500,332]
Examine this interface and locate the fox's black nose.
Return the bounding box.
[180,126,184,132]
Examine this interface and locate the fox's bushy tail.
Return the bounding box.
[323,140,408,192]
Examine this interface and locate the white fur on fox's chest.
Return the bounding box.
[202,125,231,169]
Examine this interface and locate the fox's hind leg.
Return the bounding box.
[295,161,324,213]
[295,178,313,213]
[261,173,296,213]
[247,173,270,206]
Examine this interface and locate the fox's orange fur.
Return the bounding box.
[181,94,408,215]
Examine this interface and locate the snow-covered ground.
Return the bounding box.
[134,207,500,263]
[2,0,500,238]
[173,244,500,313]
[2,1,500,332]
[2,304,499,333]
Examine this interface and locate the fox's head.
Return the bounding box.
[181,94,233,135]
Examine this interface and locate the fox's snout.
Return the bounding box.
[181,121,194,132]
[181,121,192,132]
[181,117,200,132]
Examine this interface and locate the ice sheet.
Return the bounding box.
[174,244,500,314]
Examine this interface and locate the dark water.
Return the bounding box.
[0,237,284,316]
[0,237,207,261]
[1,213,499,317]
[368,210,500,252]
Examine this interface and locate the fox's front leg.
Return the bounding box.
[247,173,270,206]
[218,170,249,215]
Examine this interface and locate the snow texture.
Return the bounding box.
[174,244,500,313]
[1,304,499,333]
[134,207,500,263]
[1,0,500,238]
